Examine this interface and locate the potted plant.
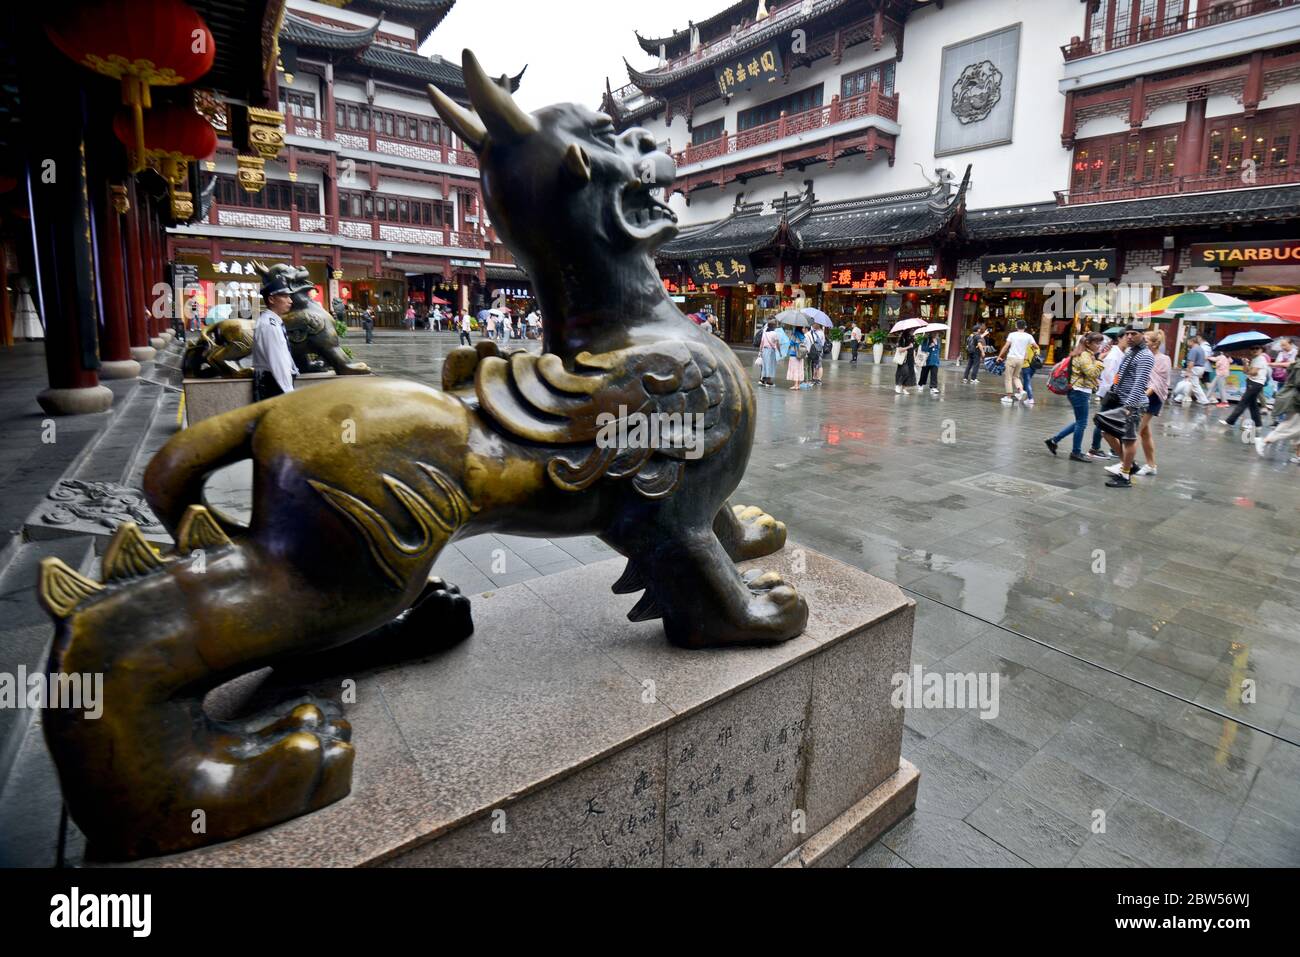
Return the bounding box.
[828,326,844,361]
[868,328,888,364]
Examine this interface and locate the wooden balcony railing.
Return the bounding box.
[1054,163,1300,204]
[1062,0,1298,60]
[283,110,479,169]
[673,89,898,168]
[206,203,485,248]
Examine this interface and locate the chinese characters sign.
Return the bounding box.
[714,42,783,99]
[980,248,1118,281]
[689,256,753,287]
[830,267,888,290]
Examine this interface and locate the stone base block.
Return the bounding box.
[35,385,113,416]
[777,758,918,868]
[142,543,915,868]
[98,359,141,380]
[129,346,156,362]
[183,372,360,424]
[148,337,166,350]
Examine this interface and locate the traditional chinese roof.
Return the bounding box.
[635,0,759,59]
[358,47,525,92]
[659,187,816,258]
[485,263,528,281]
[793,168,969,252]
[627,0,927,96]
[345,0,456,46]
[281,12,382,51]
[967,185,1300,240]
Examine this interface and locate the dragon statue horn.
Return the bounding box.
[461,49,537,142]
[252,261,269,278]
[426,84,486,152]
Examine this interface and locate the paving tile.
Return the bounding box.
[881,811,1031,868]
[966,784,1090,868]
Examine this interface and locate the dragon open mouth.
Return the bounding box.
[618,183,678,241]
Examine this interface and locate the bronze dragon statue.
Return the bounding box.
[181,263,370,378]
[37,51,806,861]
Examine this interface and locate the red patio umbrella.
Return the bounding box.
[1250,294,1300,323]
[429,296,451,305]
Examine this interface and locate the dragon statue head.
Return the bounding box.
[428,51,678,277]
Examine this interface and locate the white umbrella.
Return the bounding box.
[890,317,927,334]
[916,322,949,334]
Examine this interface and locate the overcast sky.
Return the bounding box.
[419,0,717,111]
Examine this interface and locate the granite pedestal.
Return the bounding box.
[141,543,916,868]
[183,372,360,424]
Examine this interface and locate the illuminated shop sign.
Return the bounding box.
[980,249,1118,281]
[1189,240,1300,265]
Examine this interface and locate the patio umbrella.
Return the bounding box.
[1103,325,1126,336]
[1250,294,1300,323]
[1198,308,1300,326]
[801,307,833,327]
[1138,291,1249,316]
[776,308,811,327]
[429,296,450,305]
[1214,330,1275,352]
[890,317,927,334]
[916,322,949,334]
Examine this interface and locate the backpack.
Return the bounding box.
[1047,356,1072,395]
[966,333,980,357]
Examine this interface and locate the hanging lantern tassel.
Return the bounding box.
[120,74,152,173]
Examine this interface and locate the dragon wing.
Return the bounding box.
[474,340,742,499]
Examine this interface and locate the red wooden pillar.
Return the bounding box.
[95,182,139,378]
[124,179,155,360]
[20,28,112,414]
[1061,91,1077,148]
[1243,51,1264,118]
[1177,97,1207,179]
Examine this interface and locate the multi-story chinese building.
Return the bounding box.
[606,0,1300,359]
[168,0,531,325]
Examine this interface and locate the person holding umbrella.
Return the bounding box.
[1220,341,1271,440]
[918,332,942,394]
[758,320,781,387]
[894,333,918,395]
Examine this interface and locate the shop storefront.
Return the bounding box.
[173,254,330,325]
[820,251,953,345]
[336,266,407,327]
[967,248,1121,363]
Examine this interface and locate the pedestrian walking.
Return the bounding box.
[917,332,941,394]
[1087,333,1127,459]
[1044,332,1104,462]
[1220,344,1270,440]
[1175,335,1211,406]
[1206,349,1232,406]
[1256,358,1300,459]
[894,334,917,395]
[758,321,780,387]
[251,272,299,402]
[458,310,473,346]
[361,307,375,344]
[849,322,863,363]
[962,324,986,383]
[998,319,1036,405]
[808,324,825,385]
[1100,326,1154,488]
[781,324,807,390]
[1131,328,1170,477]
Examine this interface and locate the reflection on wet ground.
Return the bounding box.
[354,331,1300,866]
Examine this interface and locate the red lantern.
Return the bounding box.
[114,104,217,183]
[46,0,216,173]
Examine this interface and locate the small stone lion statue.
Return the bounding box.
[182,263,369,378]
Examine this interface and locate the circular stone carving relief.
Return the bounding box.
[951,60,1003,125]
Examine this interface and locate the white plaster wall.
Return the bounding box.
[640,0,1083,227]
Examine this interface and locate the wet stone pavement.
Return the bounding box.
[345,330,1300,866]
